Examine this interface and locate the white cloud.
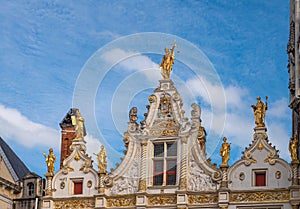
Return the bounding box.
[0,104,60,149]
[268,97,290,119]
[101,48,161,81]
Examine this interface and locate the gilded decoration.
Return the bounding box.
[149,129,178,137]
[160,41,176,80]
[220,137,230,166]
[289,134,298,161]
[106,196,136,207]
[150,119,179,136]
[251,96,268,128]
[188,194,218,204]
[94,145,107,173]
[54,198,94,209]
[148,195,177,205]
[43,148,56,175]
[242,151,257,166]
[230,190,290,203]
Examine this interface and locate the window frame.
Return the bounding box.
[253,169,267,187]
[152,140,177,186]
[27,182,34,196]
[71,178,83,195]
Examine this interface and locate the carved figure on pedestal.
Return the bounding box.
[289,134,298,161]
[160,41,176,79]
[43,148,56,174]
[220,137,230,166]
[71,109,86,140]
[94,145,107,173]
[251,96,268,127]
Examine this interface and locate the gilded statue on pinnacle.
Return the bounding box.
[160,41,176,79]
[289,134,298,161]
[220,137,230,166]
[94,145,107,173]
[71,109,86,140]
[43,148,56,175]
[251,96,268,127]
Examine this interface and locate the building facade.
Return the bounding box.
[0,137,43,209]
[41,44,299,208]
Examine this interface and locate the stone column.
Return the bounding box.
[138,140,147,191]
[44,173,53,196]
[98,172,106,193]
[291,160,299,185]
[179,136,188,190]
[220,165,229,189]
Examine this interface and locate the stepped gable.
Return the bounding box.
[0,137,29,182]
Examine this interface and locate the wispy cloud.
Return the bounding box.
[0,104,60,149]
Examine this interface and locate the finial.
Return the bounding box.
[159,41,176,80]
[251,96,268,128]
[129,107,138,123]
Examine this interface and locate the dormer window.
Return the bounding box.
[27,182,34,196]
[153,141,177,186]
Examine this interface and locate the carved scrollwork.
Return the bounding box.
[54,198,94,209]
[242,151,257,166]
[148,195,176,205]
[230,190,289,202]
[103,176,113,187]
[188,194,218,204]
[148,94,156,103]
[212,171,222,182]
[106,196,136,207]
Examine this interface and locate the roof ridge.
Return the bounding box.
[0,137,30,182]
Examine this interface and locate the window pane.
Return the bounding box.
[167,143,177,156]
[153,174,163,185]
[255,172,266,186]
[154,144,164,157]
[167,160,176,172]
[154,160,163,172]
[167,174,176,185]
[74,182,83,194]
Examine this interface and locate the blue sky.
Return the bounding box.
[0,1,290,176]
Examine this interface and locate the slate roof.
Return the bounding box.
[0,137,30,182]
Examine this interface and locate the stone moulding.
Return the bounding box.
[106,195,136,207]
[230,190,290,203]
[188,193,218,204]
[53,197,95,209]
[147,194,177,205]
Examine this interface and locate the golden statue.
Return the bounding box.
[160,41,176,79]
[220,137,230,165]
[71,109,86,140]
[251,96,268,127]
[289,134,298,161]
[43,148,56,174]
[94,145,107,173]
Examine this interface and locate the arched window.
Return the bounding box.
[27,182,34,196]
